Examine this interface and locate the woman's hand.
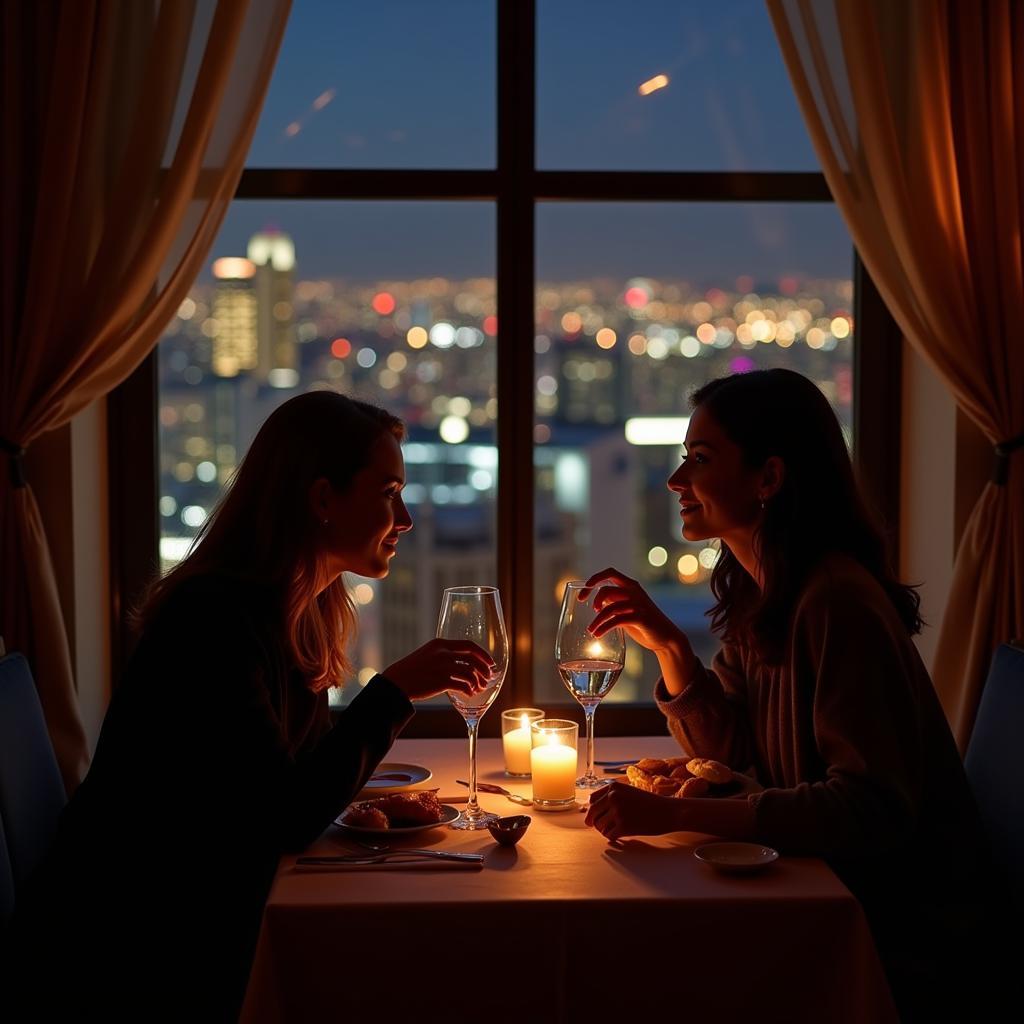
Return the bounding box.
[585,780,759,843]
[580,567,689,656]
[584,781,685,841]
[382,639,496,702]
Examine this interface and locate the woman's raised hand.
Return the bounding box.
[580,567,689,656]
[383,639,495,702]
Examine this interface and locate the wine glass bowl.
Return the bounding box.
[437,586,508,830]
[555,581,625,788]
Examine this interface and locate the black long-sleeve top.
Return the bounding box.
[11,572,412,1020]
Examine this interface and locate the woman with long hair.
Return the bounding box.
[11,391,493,1019]
[582,369,1000,1021]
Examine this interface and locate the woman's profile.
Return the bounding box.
[10,391,493,1019]
[582,369,1000,1021]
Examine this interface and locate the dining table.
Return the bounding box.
[240,734,898,1024]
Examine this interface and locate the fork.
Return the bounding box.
[455,779,533,806]
[347,837,483,861]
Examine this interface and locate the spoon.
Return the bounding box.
[455,779,533,806]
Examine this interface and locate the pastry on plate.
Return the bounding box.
[340,790,446,829]
[626,756,739,798]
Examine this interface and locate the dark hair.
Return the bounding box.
[691,369,921,659]
[137,391,405,690]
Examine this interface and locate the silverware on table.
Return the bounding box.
[455,779,533,806]
[298,849,483,865]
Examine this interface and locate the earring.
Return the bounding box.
[759,499,766,511]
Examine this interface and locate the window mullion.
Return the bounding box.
[496,0,536,707]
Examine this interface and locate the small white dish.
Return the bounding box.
[693,842,779,874]
[356,762,432,796]
[333,804,460,835]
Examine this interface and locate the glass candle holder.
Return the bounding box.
[530,719,579,810]
[501,708,544,776]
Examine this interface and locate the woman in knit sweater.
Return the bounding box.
[582,369,1000,1021]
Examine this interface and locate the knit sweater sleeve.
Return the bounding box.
[654,643,756,768]
[748,577,922,857]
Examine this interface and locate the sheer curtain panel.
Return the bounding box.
[0,0,291,789]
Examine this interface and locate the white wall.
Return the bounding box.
[70,399,110,753]
[900,339,956,672]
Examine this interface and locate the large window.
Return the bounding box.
[116,0,894,733]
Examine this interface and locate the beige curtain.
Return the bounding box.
[0,0,291,790]
[767,0,1024,749]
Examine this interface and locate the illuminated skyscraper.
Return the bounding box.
[211,257,257,378]
[247,229,298,388]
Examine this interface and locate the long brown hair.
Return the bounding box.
[137,391,405,690]
[692,369,921,660]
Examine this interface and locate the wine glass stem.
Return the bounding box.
[466,719,480,815]
[584,704,597,780]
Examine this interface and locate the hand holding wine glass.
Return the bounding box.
[383,639,495,702]
[555,580,625,789]
[437,586,509,830]
[581,567,698,697]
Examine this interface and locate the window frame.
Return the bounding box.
[108,0,900,738]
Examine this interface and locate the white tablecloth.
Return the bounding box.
[242,736,897,1024]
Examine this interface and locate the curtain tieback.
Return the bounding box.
[992,429,1024,486]
[0,435,26,488]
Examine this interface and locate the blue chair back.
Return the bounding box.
[964,641,1024,912]
[0,653,67,892]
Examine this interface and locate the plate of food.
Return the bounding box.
[622,756,762,799]
[356,762,433,796]
[693,842,779,874]
[334,791,459,835]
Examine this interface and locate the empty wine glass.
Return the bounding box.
[555,580,625,789]
[438,586,509,830]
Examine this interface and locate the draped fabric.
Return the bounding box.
[0,0,291,790]
[767,0,1024,749]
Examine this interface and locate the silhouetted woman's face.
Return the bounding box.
[667,405,764,547]
[320,432,413,579]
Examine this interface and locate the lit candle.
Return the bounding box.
[503,713,533,775]
[502,708,544,776]
[531,730,577,803]
[586,639,607,659]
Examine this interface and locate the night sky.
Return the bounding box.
[207,0,851,283]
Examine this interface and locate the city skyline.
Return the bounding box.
[159,225,854,701]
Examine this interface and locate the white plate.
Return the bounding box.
[356,762,433,796]
[693,842,779,874]
[333,803,460,835]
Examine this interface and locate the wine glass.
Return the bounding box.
[437,586,509,830]
[555,580,625,789]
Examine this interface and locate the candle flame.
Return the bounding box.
[520,713,529,730]
[545,731,560,747]
[587,640,605,658]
